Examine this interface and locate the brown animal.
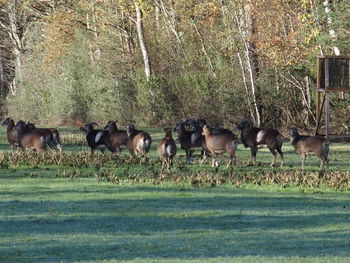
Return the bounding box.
[289,128,329,169]
[236,118,284,166]
[157,127,177,169]
[127,124,152,156]
[202,125,238,167]
[1,117,18,150]
[26,122,62,151]
[173,121,208,163]
[104,121,128,152]
[15,121,47,151]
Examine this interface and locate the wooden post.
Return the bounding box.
[315,93,325,136]
[316,56,350,140]
[324,93,330,139]
[324,58,330,139]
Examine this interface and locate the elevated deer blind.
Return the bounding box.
[316,56,350,138]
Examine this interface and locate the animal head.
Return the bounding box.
[26,122,36,130]
[14,120,26,132]
[127,124,136,136]
[236,118,253,130]
[162,127,172,137]
[202,125,210,136]
[87,122,98,127]
[0,117,14,126]
[195,118,207,130]
[288,128,299,138]
[173,122,182,133]
[79,122,98,133]
[79,126,87,133]
[104,120,116,131]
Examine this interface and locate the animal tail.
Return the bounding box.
[231,140,238,152]
[139,137,151,152]
[162,142,172,157]
[40,135,47,150]
[52,133,63,151]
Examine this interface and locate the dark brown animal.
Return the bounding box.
[15,121,47,151]
[202,125,238,167]
[1,117,18,150]
[126,124,152,156]
[236,118,284,166]
[173,121,207,163]
[289,128,329,169]
[80,122,114,154]
[157,127,177,169]
[26,122,62,151]
[104,121,128,152]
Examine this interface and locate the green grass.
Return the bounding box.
[1,178,350,262]
[0,126,350,262]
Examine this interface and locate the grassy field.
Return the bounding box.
[1,126,350,262]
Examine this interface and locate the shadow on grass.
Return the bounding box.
[1,186,350,261]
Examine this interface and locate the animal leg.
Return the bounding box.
[211,152,218,167]
[167,157,171,170]
[227,153,236,168]
[276,147,284,167]
[185,149,191,164]
[320,159,324,170]
[269,148,277,167]
[200,150,206,164]
[301,153,306,170]
[47,140,57,151]
[251,147,257,164]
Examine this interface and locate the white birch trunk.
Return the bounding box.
[134,1,156,118]
[234,3,261,126]
[193,23,216,77]
[135,1,152,81]
[157,0,181,43]
[7,0,24,97]
[323,0,340,55]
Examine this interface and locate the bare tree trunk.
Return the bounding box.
[155,4,160,28]
[237,51,254,118]
[134,1,156,118]
[135,1,152,81]
[86,13,95,64]
[156,0,181,43]
[91,1,101,60]
[233,4,261,125]
[280,73,316,124]
[193,23,216,77]
[7,0,25,97]
[86,1,101,64]
[323,0,340,55]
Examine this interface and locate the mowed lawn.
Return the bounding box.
[1,127,350,262]
[1,176,350,262]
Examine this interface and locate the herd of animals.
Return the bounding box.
[0,117,329,170]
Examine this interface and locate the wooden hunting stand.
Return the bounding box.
[315,56,350,139]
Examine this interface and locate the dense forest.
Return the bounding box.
[0,0,349,131]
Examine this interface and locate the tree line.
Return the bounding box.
[0,0,349,132]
